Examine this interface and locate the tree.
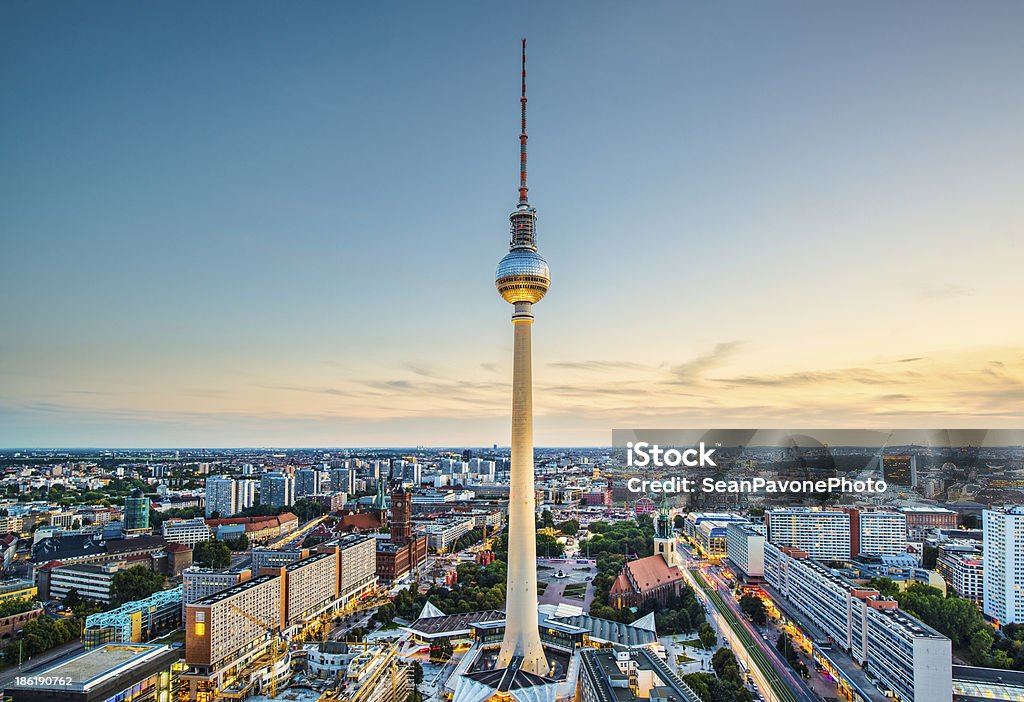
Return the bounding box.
[776,632,807,676]
[739,594,767,625]
[193,539,232,568]
[556,519,580,535]
[2,615,79,662]
[921,544,938,569]
[539,509,555,529]
[969,629,994,662]
[867,577,900,597]
[63,588,82,609]
[292,499,328,523]
[0,598,34,618]
[225,533,250,551]
[961,514,979,529]
[698,622,717,649]
[110,567,165,606]
[674,514,685,530]
[535,533,565,558]
[684,667,752,702]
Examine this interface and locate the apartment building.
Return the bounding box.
[937,545,983,604]
[182,567,251,606]
[182,542,376,701]
[281,551,338,625]
[764,542,951,702]
[183,574,284,699]
[294,468,321,498]
[162,517,212,547]
[766,508,851,561]
[982,505,1024,627]
[260,472,294,508]
[848,509,907,557]
[335,534,378,600]
[726,522,765,579]
[251,547,308,570]
[205,476,257,518]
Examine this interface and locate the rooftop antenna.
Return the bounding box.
[518,38,529,207]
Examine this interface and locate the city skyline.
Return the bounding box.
[2,2,1023,447]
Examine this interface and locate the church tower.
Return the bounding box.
[654,502,681,569]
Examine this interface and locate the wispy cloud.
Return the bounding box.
[548,360,660,373]
[911,282,977,299]
[670,341,746,381]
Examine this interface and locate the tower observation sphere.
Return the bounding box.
[495,246,550,305]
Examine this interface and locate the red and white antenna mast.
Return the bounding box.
[518,38,529,207]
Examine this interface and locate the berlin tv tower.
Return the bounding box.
[494,38,550,675]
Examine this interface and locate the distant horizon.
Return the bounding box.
[4,442,1020,452]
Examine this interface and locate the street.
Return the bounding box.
[677,541,820,702]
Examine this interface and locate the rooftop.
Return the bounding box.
[624,554,685,591]
[407,609,505,637]
[10,644,176,692]
[191,573,278,606]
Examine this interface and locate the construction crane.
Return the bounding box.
[229,604,287,699]
[482,522,493,550]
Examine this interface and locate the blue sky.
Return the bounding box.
[2,2,1022,446]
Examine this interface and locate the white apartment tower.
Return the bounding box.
[766,508,851,561]
[983,505,1024,627]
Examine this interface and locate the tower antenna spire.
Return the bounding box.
[518,37,529,207]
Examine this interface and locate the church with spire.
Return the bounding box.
[609,503,686,610]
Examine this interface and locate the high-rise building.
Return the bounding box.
[391,459,407,480]
[295,468,320,498]
[205,476,256,518]
[765,543,951,702]
[329,468,355,494]
[766,508,850,561]
[983,505,1024,627]
[334,534,378,600]
[260,472,294,508]
[726,522,766,579]
[123,489,151,534]
[493,39,551,675]
[182,567,252,608]
[882,455,918,488]
[936,543,983,604]
[845,508,907,558]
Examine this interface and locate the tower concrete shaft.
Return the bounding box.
[497,302,547,674]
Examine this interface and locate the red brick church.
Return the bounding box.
[609,508,685,609]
